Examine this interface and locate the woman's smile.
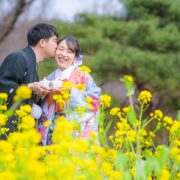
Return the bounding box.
[55,40,76,70]
[58,56,68,63]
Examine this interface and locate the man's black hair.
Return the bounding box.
[27,23,59,46]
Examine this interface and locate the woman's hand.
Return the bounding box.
[49,88,60,94]
[27,82,51,96]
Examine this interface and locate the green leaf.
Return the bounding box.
[127,107,137,125]
[127,86,135,97]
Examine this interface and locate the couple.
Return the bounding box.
[0,23,101,145]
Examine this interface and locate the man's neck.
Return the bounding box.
[31,46,44,63]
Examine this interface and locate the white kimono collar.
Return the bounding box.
[55,65,76,80]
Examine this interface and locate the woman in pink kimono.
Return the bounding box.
[38,36,101,145]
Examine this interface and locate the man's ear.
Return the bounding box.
[39,39,47,48]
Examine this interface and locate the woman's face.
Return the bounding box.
[55,40,76,70]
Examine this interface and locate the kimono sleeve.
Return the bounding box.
[69,73,101,110]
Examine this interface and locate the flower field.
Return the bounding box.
[0,75,180,180]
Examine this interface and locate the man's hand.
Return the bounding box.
[28,82,51,96]
[49,88,60,94]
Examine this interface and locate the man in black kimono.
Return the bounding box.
[0,23,59,138]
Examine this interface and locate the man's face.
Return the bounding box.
[43,35,58,58]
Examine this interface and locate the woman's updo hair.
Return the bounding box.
[57,36,80,57]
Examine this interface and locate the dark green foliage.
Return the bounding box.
[38,58,57,79]
[38,1,180,116]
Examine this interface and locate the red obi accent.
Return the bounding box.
[90,96,101,113]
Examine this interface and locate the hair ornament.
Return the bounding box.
[74,54,83,67]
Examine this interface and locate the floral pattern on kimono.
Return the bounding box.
[38,67,101,145]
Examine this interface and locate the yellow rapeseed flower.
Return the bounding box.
[89,131,97,140]
[75,84,86,91]
[138,129,147,136]
[61,90,70,100]
[0,140,13,153]
[110,107,120,116]
[13,85,32,101]
[0,171,16,180]
[72,139,88,153]
[99,127,104,133]
[26,160,45,178]
[25,129,41,144]
[0,105,7,111]
[121,75,134,90]
[115,129,125,137]
[149,131,155,138]
[177,173,180,179]
[173,140,180,146]
[144,140,153,147]
[0,93,8,101]
[124,75,134,83]
[163,116,173,125]
[170,147,179,156]
[131,167,136,177]
[85,96,93,104]
[159,168,170,180]
[0,153,14,163]
[74,106,87,113]
[110,171,122,180]
[15,109,28,118]
[0,127,9,134]
[107,149,117,160]
[52,94,60,101]
[154,110,163,120]
[108,135,114,142]
[101,161,113,175]
[122,106,130,113]
[53,95,65,107]
[20,104,32,113]
[18,115,35,130]
[43,120,52,127]
[125,152,135,160]
[0,114,8,126]
[169,120,180,135]
[100,94,111,107]
[62,81,73,89]
[79,65,91,73]
[138,90,152,104]
[87,103,93,111]
[151,110,163,121]
[126,130,136,142]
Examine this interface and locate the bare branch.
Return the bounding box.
[0,0,35,42]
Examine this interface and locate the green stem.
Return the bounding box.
[139,102,144,126]
[135,103,144,162]
[129,96,134,110]
[5,99,22,118]
[142,117,155,128]
[129,142,136,158]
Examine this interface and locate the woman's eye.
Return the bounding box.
[67,50,73,54]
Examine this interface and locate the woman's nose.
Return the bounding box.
[61,50,68,56]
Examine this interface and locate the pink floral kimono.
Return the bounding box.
[38,66,101,145]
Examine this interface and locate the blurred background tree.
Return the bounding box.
[0,0,35,42]
[0,0,179,118]
[38,0,180,118]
